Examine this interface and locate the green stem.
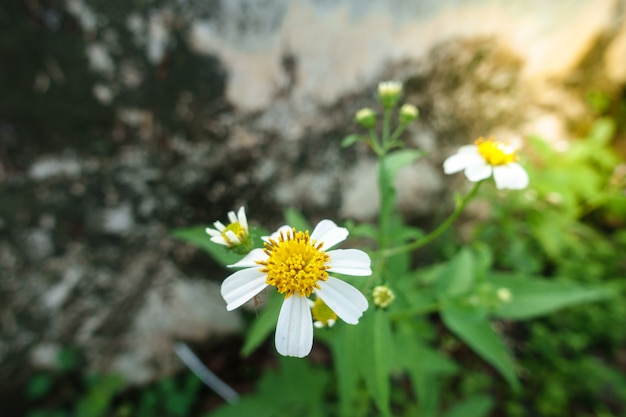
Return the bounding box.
[384,122,409,151]
[382,108,392,145]
[368,128,384,156]
[382,180,483,257]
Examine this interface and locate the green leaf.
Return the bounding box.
[361,309,393,416]
[394,322,457,417]
[330,324,362,417]
[441,299,519,390]
[341,134,363,148]
[378,149,424,219]
[488,273,613,320]
[241,292,282,357]
[76,374,124,417]
[26,373,54,400]
[588,117,615,146]
[379,149,424,190]
[171,226,241,267]
[442,395,494,417]
[283,207,311,231]
[344,220,378,240]
[209,357,329,417]
[436,249,475,298]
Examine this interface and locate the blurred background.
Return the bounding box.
[1,0,626,416]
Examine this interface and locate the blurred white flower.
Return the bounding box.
[443,137,529,190]
[205,207,249,248]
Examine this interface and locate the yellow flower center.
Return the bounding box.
[311,298,337,326]
[223,222,245,244]
[258,228,330,298]
[475,137,517,166]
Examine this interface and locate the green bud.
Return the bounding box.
[497,287,512,303]
[355,108,376,128]
[399,103,419,124]
[377,80,402,109]
[372,285,395,308]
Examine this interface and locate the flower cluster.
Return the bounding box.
[206,82,531,360]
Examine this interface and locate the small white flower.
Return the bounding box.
[221,220,371,357]
[443,137,529,190]
[205,206,249,247]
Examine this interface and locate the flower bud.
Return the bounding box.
[377,81,402,109]
[355,108,376,129]
[497,287,512,303]
[399,103,419,124]
[372,285,395,308]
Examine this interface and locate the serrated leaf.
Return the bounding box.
[441,299,519,390]
[171,226,241,267]
[488,273,613,320]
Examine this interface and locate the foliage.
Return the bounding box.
[22,86,626,417]
[168,85,624,416]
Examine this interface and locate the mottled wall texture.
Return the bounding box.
[1,0,625,384]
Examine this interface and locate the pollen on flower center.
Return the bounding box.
[258,228,330,298]
[475,137,517,166]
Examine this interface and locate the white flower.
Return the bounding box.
[221,220,371,357]
[443,137,529,190]
[205,206,249,247]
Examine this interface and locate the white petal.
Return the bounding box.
[213,221,226,232]
[205,227,221,237]
[220,268,268,311]
[275,296,313,357]
[327,249,372,276]
[464,162,492,182]
[227,248,268,268]
[311,220,348,250]
[227,211,237,223]
[493,163,529,190]
[209,236,228,246]
[316,277,368,324]
[443,151,483,174]
[224,230,240,244]
[237,206,248,231]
